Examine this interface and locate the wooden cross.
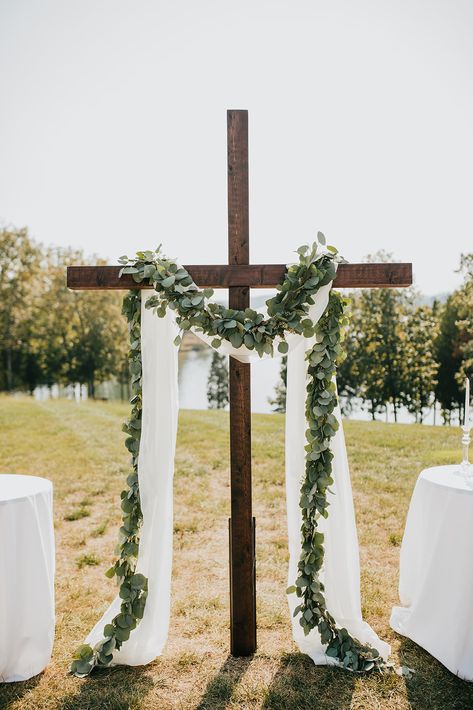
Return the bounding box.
[67,110,412,657]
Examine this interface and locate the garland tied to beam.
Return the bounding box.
[71,234,384,676]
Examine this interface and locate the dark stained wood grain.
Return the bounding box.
[227,110,256,656]
[67,262,413,290]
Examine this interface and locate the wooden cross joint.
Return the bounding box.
[67,109,412,658]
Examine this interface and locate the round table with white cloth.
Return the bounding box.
[390,464,473,681]
[0,475,55,682]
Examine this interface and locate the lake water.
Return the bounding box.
[177,347,454,425]
[178,347,281,413]
[33,345,458,426]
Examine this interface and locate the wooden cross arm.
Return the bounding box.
[67,262,412,290]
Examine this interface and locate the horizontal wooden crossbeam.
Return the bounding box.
[67,262,412,290]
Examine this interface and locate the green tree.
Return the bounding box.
[452,253,473,405]
[28,246,79,387]
[33,247,128,396]
[345,252,415,421]
[434,296,464,423]
[336,294,362,413]
[68,291,127,398]
[207,351,229,409]
[269,355,287,413]
[0,226,43,391]
[432,255,473,422]
[403,303,439,422]
[0,231,128,396]
[356,286,407,421]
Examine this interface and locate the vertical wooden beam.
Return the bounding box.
[227,109,256,656]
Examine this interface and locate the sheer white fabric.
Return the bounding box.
[85,282,389,667]
[286,343,390,662]
[85,297,179,664]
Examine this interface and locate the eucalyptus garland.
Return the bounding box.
[71,234,385,676]
[286,292,384,672]
[71,290,148,676]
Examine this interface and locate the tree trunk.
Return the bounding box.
[6,348,13,391]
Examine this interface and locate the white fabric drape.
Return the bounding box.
[86,282,389,666]
[85,297,179,664]
[286,343,390,662]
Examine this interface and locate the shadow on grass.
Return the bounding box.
[56,666,155,710]
[0,673,42,709]
[196,655,253,710]
[194,652,356,710]
[399,636,473,710]
[262,653,355,710]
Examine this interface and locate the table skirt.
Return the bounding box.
[0,475,55,682]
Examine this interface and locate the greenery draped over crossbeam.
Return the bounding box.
[71,234,385,676]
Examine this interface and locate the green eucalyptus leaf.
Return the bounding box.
[229,332,243,348]
[278,341,289,354]
[143,264,157,279]
[97,652,114,666]
[130,573,147,590]
[72,659,93,676]
[73,644,94,661]
[114,626,131,642]
[132,598,146,619]
[119,585,133,601]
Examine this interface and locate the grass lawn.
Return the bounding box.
[1,396,473,709]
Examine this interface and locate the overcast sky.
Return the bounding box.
[1,0,472,295]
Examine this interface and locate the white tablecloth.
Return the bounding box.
[0,475,55,682]
[390,465,473,680]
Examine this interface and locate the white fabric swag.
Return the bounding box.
[86,282,390,666]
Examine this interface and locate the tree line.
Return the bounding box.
[0,226,128,397]
[272,252,473,424]
[2,226,472,422]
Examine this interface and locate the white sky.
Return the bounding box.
[1,0,472,295]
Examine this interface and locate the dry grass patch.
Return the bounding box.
[1,397,473,709]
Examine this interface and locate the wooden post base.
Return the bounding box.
[229,516,256,656]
